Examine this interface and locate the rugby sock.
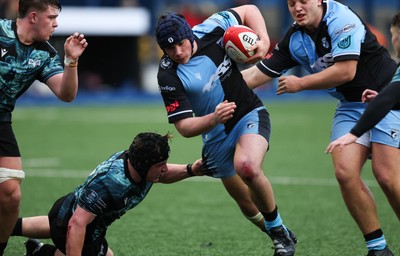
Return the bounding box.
[364,229,387,251]
[0,242,7,255]
[11,217,22,236]
[261,206,283,231]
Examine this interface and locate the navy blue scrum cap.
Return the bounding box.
[154,13,194,49]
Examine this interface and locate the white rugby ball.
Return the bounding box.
[223,25,259,63]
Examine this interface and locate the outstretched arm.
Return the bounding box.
[277,60,357,94]
[160,159,204,183]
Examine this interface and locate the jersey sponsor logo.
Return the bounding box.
[312,53,334,71]
[1,48,7,57]
[159,85,176,92]
[81,189,107,212]
[166,100,179,113]
[337,35,351,49]
[203,55,231,92]
[335,24,356,35]
[28,59,41,67]
[160,56,173,69]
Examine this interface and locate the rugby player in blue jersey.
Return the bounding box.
[326,13,400,154]
[155,5,297,256]
[0,0,88,255]
[11,132,203,256]
[242,1,398,255]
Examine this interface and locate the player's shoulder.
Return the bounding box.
[0,19,14,37]
[324,1,360,25]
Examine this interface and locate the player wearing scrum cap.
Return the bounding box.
[10,132,203,256]
[155,5,297,256]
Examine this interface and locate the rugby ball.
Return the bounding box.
[223,25,259,63]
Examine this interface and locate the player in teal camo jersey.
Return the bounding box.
[11,132,203,256]
[0,0,88,255]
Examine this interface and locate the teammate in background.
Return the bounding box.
[11,132,203,256]
[241,1,398,255]
[326,13,400,153]
[0,0,88,255]
[155,5,297,256]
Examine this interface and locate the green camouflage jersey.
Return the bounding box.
[0,19,63,121]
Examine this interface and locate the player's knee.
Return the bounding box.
[373,169,393,189]
[235,160,258,180]
[0,182,21,210]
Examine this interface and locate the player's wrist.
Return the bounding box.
[64,56,78,68]
[186,164,194,176]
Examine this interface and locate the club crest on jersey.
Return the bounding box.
[28,59,41,67]
[338,35,351,49]
[161,56,173,69]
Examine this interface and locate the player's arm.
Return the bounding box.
[66,205,95,256]
[46,32,88,102]
[160,159,203,184]
[241,65,274,89]
[230,4,270,63]
[277,60,357,94]
[174,100,236,137]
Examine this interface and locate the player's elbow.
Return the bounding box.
[336,60,357,82]
[342,68,356,82]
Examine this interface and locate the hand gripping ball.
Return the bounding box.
[223,25,259,63]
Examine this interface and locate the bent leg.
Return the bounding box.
[331,143,380,234]
[221,175,265,231]
[371,143,400,220]
[234,134,275,213]
[21,216,51,238]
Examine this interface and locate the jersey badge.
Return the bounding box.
[337,35,351,49]
[28,59,41,68]
[160,56,173,69]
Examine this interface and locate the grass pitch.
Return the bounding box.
[5,100,399,256]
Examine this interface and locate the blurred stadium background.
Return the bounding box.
[1,1,400,255]
[1,0,399,104]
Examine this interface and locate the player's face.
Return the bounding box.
[32,5,59,41]
[147,161,168,183]
[287,0,323,32]
[164,39,192,64]
[390,26,400,58]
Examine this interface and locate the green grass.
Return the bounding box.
[5,101,399,256]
